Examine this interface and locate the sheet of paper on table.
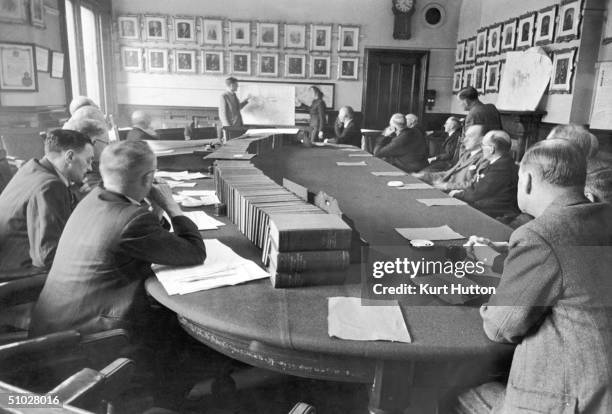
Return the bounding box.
[328,297,411,343]
[396,183,433,190]
[396,225,465,241]
[178,190,221,205]
[182,211,225,230]
[154,239,269,295]
[245,128,300,136]
[340,147,363,152]
[416,198,467,206]
[347,153,373,157]
[337,161,367,166]
[165,180,197,188]
[371,171,407,176]
[155,171,210,180]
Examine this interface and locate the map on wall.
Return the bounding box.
[238,83,295,125]
[497,48,552,111]
[590,62,612,130]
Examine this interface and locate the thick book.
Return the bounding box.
[268,214,352,252]
[269,265,348,288]
[268,243,350,272]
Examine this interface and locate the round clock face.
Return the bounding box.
[395,0,414,12]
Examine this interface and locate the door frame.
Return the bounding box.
[361,48,429,126]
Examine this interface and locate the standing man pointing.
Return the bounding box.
[219,77,249,137]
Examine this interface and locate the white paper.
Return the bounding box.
[155,171,210,180]
[245,128,300,136]
[183,211,225,230]
[165,180,197,188]
[396,183,433,190]
[337,161,367,166]
[396,225,465,241]
[416,198,467,206]
[347,153,373,157]
[371,171,407,176]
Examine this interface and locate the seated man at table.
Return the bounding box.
[126,110,159,141]
[585,167,612,204]
[373,113,428,173]
[325,105,361,147]
[29,140,206,337]
[415,125,487,192]
[547,123,612,175]
[0,129,93,278]
[68,95,99,116]
[424,116,462,172]
[450,130,519,218]
[458,139,612,413]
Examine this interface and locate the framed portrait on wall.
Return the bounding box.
[0,0,26,23]
[30,0,44,27]
[118,16,139,40]
[474,63,487,94]
[485,61,501,93]
[146,49,168,73]
[257,23,279,47]
[338,26,359,52]
[258,53,278,76]
[203,19,223,45]
[456,40,465,64]
[476,28,488,57]
[231,52,251,74]
[550,48,576,93]
[174,17,196,42]
[463,67,474,87]
[516,12,536,49]
[487,24,501,56]
[338,57,358,80]
[203,51,224,74]
[174,50,196,73]
[0,43,37,91]
[50,51,64,78]
[452,70,463,92]
[145,16,167,41]
[121,47,142,72]
[230,21,251,45]
[465,38,476,63]
[35,46,49,72]
[534,5,557,46]
[556,0,582,42]
[311,24,331,51]
[501,19,517,51]
[284,24,306,49]
[285,54,306,78]
[310,55,330,78]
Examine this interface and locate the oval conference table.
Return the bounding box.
[146,139,516,414]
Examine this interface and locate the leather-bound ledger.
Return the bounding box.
[268,213,352,252]
[268,242,350,273]
[269,265,348,288]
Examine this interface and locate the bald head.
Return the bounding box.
[405,114,418,128]
[70,106,106,124]
[546,124,596,160]
[100,141,156,199]
[131,111,152,129]
[463,124,485,151]
[390,113,407,130]
[69,96,98,115]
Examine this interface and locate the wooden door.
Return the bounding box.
[362,49,428,129]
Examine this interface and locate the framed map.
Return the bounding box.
[243,80,335,110]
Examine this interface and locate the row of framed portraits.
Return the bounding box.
[0,42,64,92]
[0,0,45,28]
[120,47,360,80]
[118,15,360,52]
[454,47,577,95]
[456,0,582,63]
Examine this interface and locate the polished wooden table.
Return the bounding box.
[146,142,515,413]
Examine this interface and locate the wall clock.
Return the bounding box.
[392,0,415,39]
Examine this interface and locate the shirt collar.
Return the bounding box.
[45,158,70,187]
[124,195,143,206]
[343,119,352,128]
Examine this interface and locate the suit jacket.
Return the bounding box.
[456,154,519,217]
[436,130,461,162]
[332,119,361,147]
[482,192,612,413]
[29,187,206,336]
[219,91,247,127]
[373,128,428,173]
[465,101,502,133]
[125,127,158,141]
[0,158,74,279]
[425,149,487,191]
[309,98,326,140]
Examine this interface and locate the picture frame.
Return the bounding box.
[476,28,488,56]
[474,63,487,94]
[0,0,26,23]
[501,19,517,51]
[452,70,463,92]
[118,16,139,40]
[230,21,251,45]
[487,24,502,56]
[121,47,142,72]
[174,50,196,73]
[30,0,44,27]
[556,0,582,43]
[550,48,576,94]
[144,16,167,41]
[257,22,279,47]
[203,19,223,45]
[310,24,332,51]
[310,56,330,78]
[463,66,474,88]
[50,51,64,78]
[284,24,306,49]
[516,12,536,49]
[337,57,358,80]
[285,54,306,78]
[534,5,557,46]
[230,51,251,74]
[35,46,49,72]
[146,48,168,73]
[338,26,359,52]
[456,40,465,64]
[203,51,224,74]
[174,17,196,42]
[465,38,476,63]
[0,43,37,91]
[485,61,501,93]
[258,53,278,77]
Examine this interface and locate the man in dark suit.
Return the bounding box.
[450,130,519,217]
[425,116,462,171]
[126,110,159,141]
[458,86,502,134]
[459,139,612,413]
[29,140,206,337]
[373,113,428,173]
[219,77,250,128]
[0,129,93,279]
[325,105,361,147]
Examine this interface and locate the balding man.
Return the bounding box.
[0,130,93,278]
[546,123,612,175]
[373,113,428,172]
[460,139,612,413]
[126,110,159,141]
[426,116,462,171]
[30,140,206,336]
[325,106,361,147]
[450,130,519,217]
[68,95,98,116]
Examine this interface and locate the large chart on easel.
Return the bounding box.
[238,84,295,125]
